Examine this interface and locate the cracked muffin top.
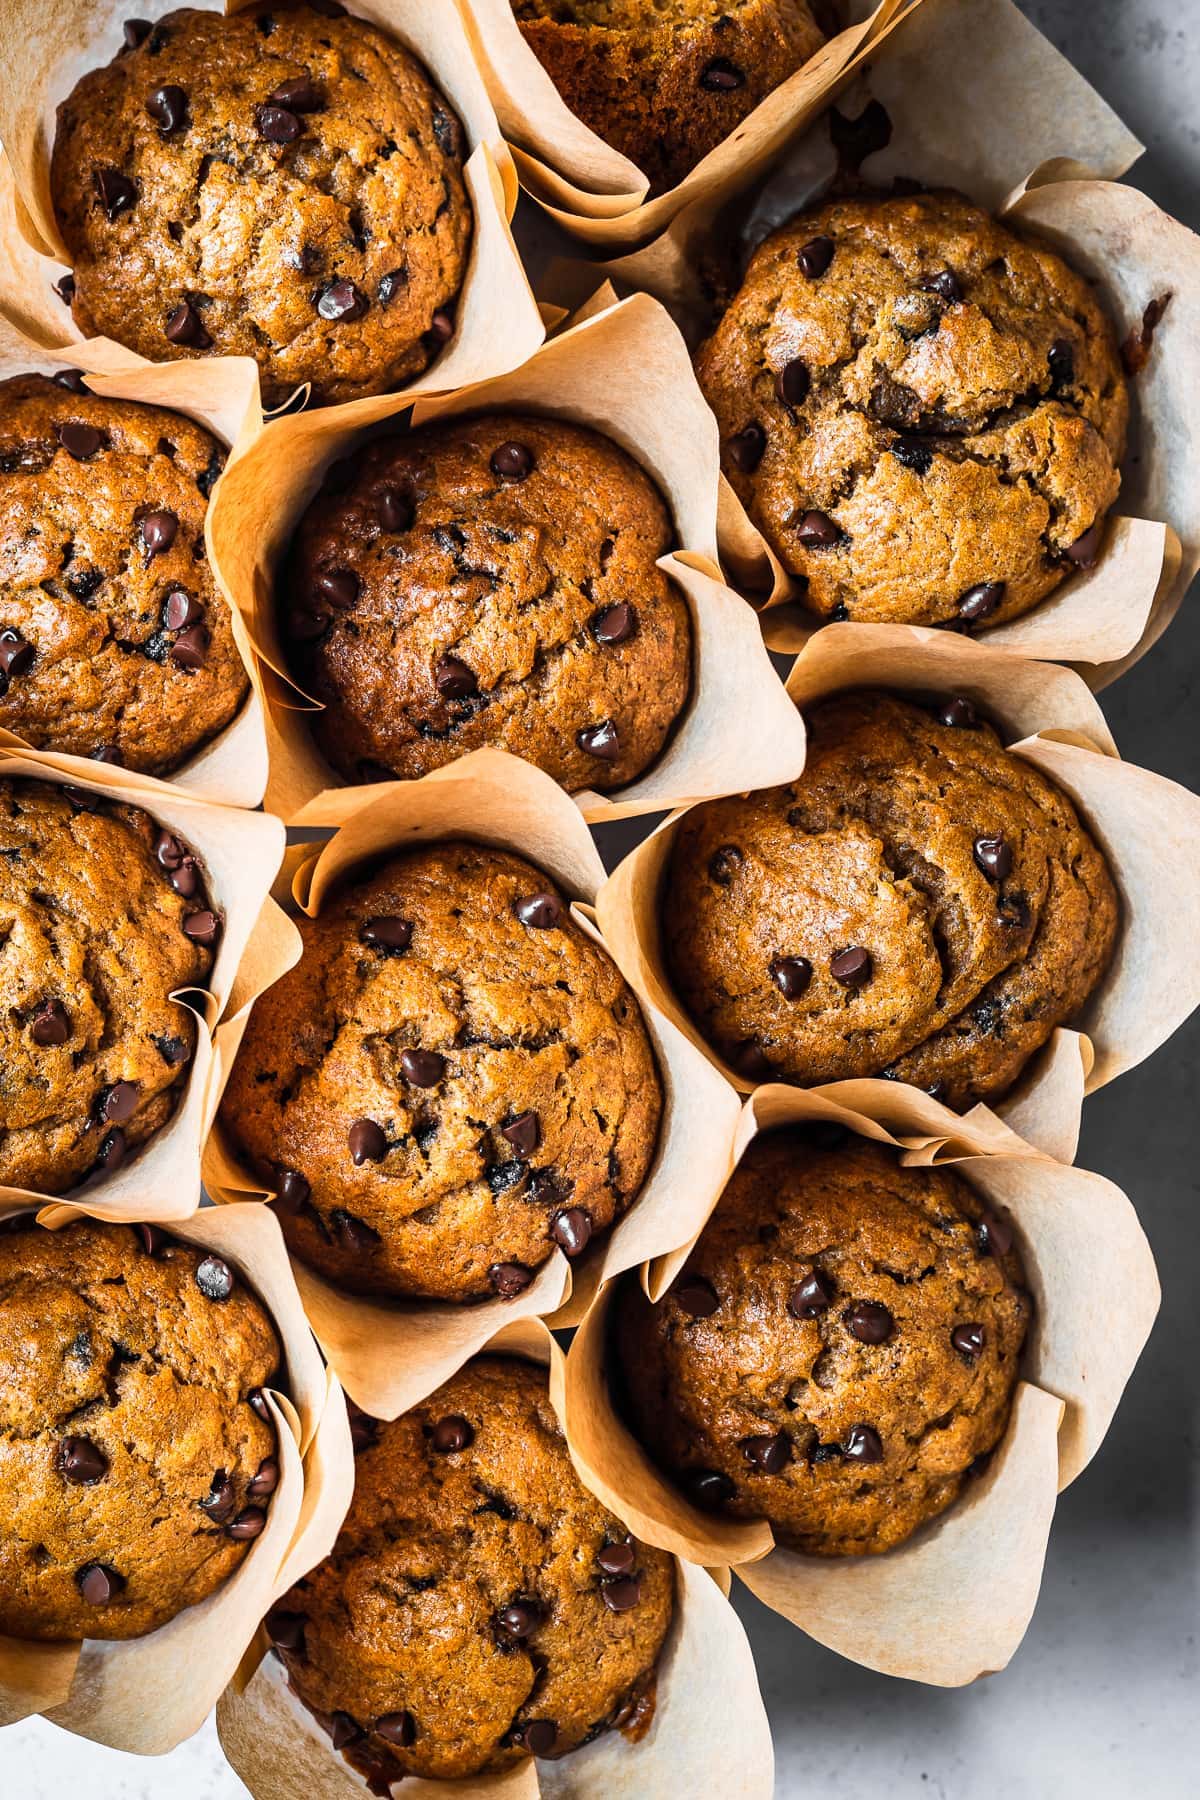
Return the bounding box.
[695,190,1129,627]
[220,842,662,1302]
[268,1355,673,1781]
[0,1217,280,1641]
[0,374,247,773]
[614,1130,1030,1556]
[0,778,218,1195]
[282,412,692,793]
[51,3,472,408]
[661,690,1119,1107]
[512,0,829,195]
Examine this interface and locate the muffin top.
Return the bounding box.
[662,690,1119,1107]
[614,1130,1030,1556]
[221,842,662,1301]
[0,778,217,1194]
[51,3,472,408]
[270,1356,674,1781]
[0,373,248,773]
[512,0,828,195]
[695,190,1129,627]
[0,1218,280,1641]
[283,411,692,793]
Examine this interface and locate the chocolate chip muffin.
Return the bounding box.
[0,373,248,773]
[0,778,218,1193]
[51,3,472,408]
[661,690,1119,1107]
[695,191,1129,627]
[282,413,692,792]
[220,842,662,1301]
[0,1217,280,1640]
[615,1130,1030,1556]
[512,0,829,195]
[268,1355,673,1781]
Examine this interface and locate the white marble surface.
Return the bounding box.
[3,1,1198,1794]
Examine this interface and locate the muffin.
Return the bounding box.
[267,1355,673,1781]
[615,1130,1031,1556]
[0,1217,280,1640]
[661,690,1119,1107]
[220,842,662,1301]
[0,778,217,1193]
[282,412,692,792]
[695,191,1129,627]
[0,373,248,773]
[512,0,829,195]
[51,3,472,408]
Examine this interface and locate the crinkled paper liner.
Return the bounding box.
[217,1315,773,1799]
[0,0,545,419]
[595,625,1200,1165]
[589,0,1198,685]
[0,1201,354,1752]
[204,290,807,824]
[458,0,916,248]
[202,748,743,1419]
[563,1081,1159,1687]
[0,743,285,1222]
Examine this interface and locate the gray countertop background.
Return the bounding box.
[2,1,1196,1794]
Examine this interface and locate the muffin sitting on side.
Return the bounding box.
[282,412,692,793]
[615,1131,1030,1555]
[221,842,662,1300]
[696,191,1129,627]
[51,3,472,407]
[267,1356,674,1781]
[661,690,1119,1107]
[0,1219,279,1640]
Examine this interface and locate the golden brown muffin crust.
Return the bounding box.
[661,690,1119,1107]
[695,191,1129,627]
[221,842,662,1301]
[614,1131,1030,1555]
[0,1218,280,1640]
[283,412,692,792]
[51,3,472,408]
[271,1356,674,1781]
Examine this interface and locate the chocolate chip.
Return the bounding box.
[919,270,962,305]
[577,719,621,762]
[891,435,932,475]
[77,1562,124,1605]
[432,107,462,156]
[830,945,872,987]
[196,1255,234,1301]
[95,168,137,220]
[775,358,810,408]
[1048,338,1075,390]
[977,1209,1014,1259]
[549,1207,592,1257]
[58,1436,109,1484]
[686,1468,735,1508]
[490,441,534,481]
[269,75,321,112]
[434,654,477,699]
[56,421,102,460]
[376,486,412,532]
[489,1261,534,1299]
[843,1424,883,1463]
[54,273,77,306]
[797,235,835,279]
[170,623,210,670]
[265,1607,307,1653]
[361,915,412,953]
[794,509,842,548]
[497,1599,541,1640]
[521,1721,558,1757]
[348,1118,388,1165]
[400,1049,445,1088]
[248,1388,272,1422]
[789,1271,834,1318]
[183,908,220,946]
[227,1506,267,1541]
[123,19,152,49]
[957,581,1005,623]
[501,1111,540,1157]
[727,423,765,473]
[165,301,211,348]
[317,278,369,323]
[770,955,812,1000]
[140,509,178,557]
[952,1322,986,1359]
[163,588,202,630]
[973,834,1013,881]
[708,844,742,886]
[316,568,359,609]
[699,57,744,90]
[0,629,34,681]
[101,1081,139,1125]
[675,1275,719,1317]
[600,1574,643,1612]
[248,1456,279,1498]
[592,602,637,645]
[431,1414,473,1453]
[271,1168,309,1218]
[427,308,455,345]
[741,1432,791,1474]
[256,103,302,143]
[844,1300,894,1344]
[375,1711,415,1747]
[527,1169,566,1208]
[329,1713,362,1750]
[997,892,1030,931]
[31,1000,70,1046]
[732,1038,773,1080]
[515,892,563,929]
[96,1127,126,1172]
[1066,519,1106,568]
[53,366,86,390]
[135,1223,171,1255]
[597,1540,636,1576]
[146,84,187,133]
[829,97,893,170]
[938,695,977,729]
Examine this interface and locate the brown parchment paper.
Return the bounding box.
[595,623,1200,1166]
[218,1317,773,1799]
[0,743,285,1223]
[204,290,807,824]
[0,1201,354,1751]
[563,1082,1158,1687]
[202,748,743,1419]
[0,0,545,416]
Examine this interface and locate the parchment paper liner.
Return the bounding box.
[203,290,806,824]
[0,742,285,1222]
[564,1081,1158,1687]
[591,0,1196,684]
[218,1315,773,1799]
[458,0,915,248]
[0,1201,354,1751]
[202,748,742,1418]
[594,625,1200,1165]
[0,0,545,417]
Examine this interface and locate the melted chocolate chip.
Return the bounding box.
[699,57,744,90]
[165,301,211,348]
[844,1300,894,1344]
[891,435,932,475]
[973,834,1013,881]
[577,719,621,761]
[146,84,187,133]
[797,235,835,280]
[76,1562,124,1605]
[919,269,963,305]
[317,279,368,323]
[256,103,302,144]
[501,1111,540,1157]
[938,695,978,729]
[957,581,1005,624]
[597,1540,636,1576]
[770,955,812,999]
[727,423,765,473]
[140,509,178,557]
[227,1506,267,1540]
[789,1270,834,1318]
[741,1432,791,1474]
[489,1261,534,1299]
[265,1607,307,1653]
[58,1436,109,1484]
[31,999,70,1046]
[549,1207,592,1257]
[952,1322,986,1359]
[776,358,810,408]
[592,602,637,645]
[794,509,842,548]
[1066,519,1106,568]
[600,1575,643,1612]
[182,908,220,945]
[316,569,359,609]
[496,1599,541,1640]
[375,1711,415,1747]
[830,945,872,987]
[56,421,102,460]
[675,1275,719,1318]
[431,1414,474,1452]
[514,892,563,929]
[843,1424,884,1464]
[348,1118,388,1165]
[686,1468,735,1508]
[95,168,137,220]
[400,1049,445,1088]
[361,915,412,953]
[434,654,477,699]
[490,441,534,481]
[269,75,321,112]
